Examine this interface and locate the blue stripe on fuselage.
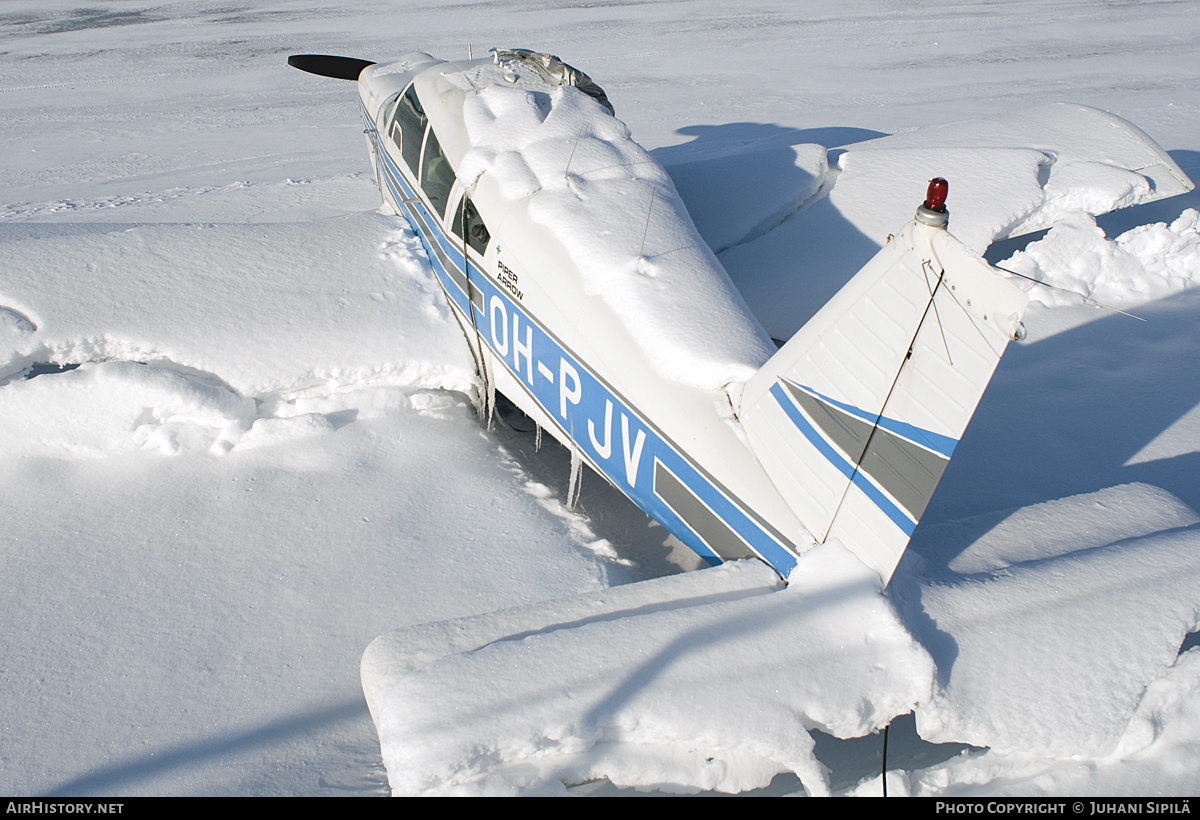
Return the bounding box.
[362,105,799,575]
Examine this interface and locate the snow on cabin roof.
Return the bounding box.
[359,52,442,120]
[421,56,776,390]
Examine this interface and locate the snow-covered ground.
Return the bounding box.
[2,0,1199,797]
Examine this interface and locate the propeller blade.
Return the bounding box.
[288,54,376,81]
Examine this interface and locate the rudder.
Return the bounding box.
[739,195,1028,583]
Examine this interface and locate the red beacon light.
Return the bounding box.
[916,177,950,227]
[924,177,948,211]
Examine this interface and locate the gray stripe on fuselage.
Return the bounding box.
[654,460,754,561]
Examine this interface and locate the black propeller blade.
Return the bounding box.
[288,54,376,81]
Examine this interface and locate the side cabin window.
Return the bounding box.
[391,85,427,177]
[377,92,401,135]
[420,128,455,219]
[451,195,491,256]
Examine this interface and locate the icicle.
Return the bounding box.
[535,422,543,452]
[566,446,583,510]
[484,374,496,432]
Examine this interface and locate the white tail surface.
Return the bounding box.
[740,216,1028,582]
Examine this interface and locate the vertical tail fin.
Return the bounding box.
[739,194,1028,582]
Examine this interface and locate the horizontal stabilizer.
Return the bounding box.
[850,103,1194,237]
[739,212,1028,582]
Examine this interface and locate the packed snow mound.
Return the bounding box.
[0,360,255,457]
[843,102,1190,249]
[907,645,1200,797]
[0,215,475,398]
[810,147,1158,256]
[897,484,1200,759]
[455,82,775,389]
[922,482,1200,576]
[1111,644,1200,761]
[717,104,1192,341]
[366,484,1200,796]
[0,214,480,459]
[914,525,1200,757]
[363,550,934,796]
[665,142,828,253]
[1021,160,1152,229]
[832,147,1051,253]
[1001,209,1200,308]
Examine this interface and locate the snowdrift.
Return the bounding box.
[364,484,1200,796]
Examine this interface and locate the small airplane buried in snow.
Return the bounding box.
[289,49,1193,585]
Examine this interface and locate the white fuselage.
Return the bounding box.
[357,52,815,573]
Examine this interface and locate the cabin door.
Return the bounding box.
[450,190,493,334]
